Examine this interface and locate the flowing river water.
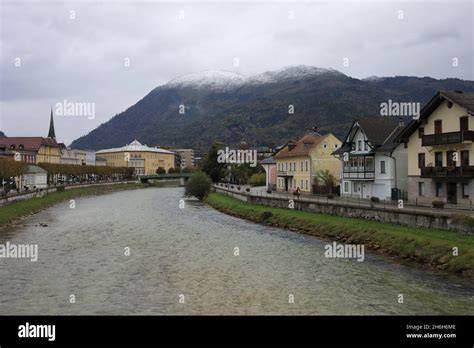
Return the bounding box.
[0,187,473,315]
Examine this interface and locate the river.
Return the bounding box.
[0,187,472,315]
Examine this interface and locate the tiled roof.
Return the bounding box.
[356,117,400,147]
[440,91,474,113]
[275,134,325,159]
[0,137,59,151]
[333,117,406,155]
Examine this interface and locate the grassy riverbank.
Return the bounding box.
[205,192,474,276]
[0,183,146,227]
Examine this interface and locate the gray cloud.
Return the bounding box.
[0,0,472,144]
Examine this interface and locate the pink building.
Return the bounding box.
[260,156,277,190]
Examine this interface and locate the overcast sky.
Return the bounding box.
[1,0,473,145]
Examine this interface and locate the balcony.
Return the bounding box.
[421,130,474,146]
[420,166,474,178]
[342,169,375,179]
[277,171,293,177]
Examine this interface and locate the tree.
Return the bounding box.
[200,142,225,183]
[315,169,338,194]
[156,167,166,175]
[248,173,266,186]
[185,171,212,200]
[0,158,27,180]
[167,167,179,174]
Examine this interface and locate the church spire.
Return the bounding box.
[48,107,56,140]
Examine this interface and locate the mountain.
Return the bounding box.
[70,65,474,152]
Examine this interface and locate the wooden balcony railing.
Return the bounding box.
[420,166,474,178]
[342,170,375,179]
[422,130,474,146]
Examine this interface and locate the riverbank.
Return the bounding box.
[0,182,146,227]
[205,192,474,276]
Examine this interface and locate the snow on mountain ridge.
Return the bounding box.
[165,65,345,90]
[167,70,246,90]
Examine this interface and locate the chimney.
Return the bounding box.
[398,117,404,127]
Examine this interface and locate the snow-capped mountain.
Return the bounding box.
[247,65,345,85]
[71,66,474,151]
[167,70,246,90]
[165,65,344,90]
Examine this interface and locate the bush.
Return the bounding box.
[370,196,380,203]
[245,188,250,192]
[230,185,234,189]
[248,173,266,187]
[260,211,273,222]
[184,171,212,200]
[451,214,474,228]
[266,189,272,194]
[156,167,166,175]
[167,167,179,174]
[327,193,335,199]
[432,200,445,208]
[237,186,241,190]
[56,185,65,192]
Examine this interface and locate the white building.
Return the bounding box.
[333,117,408,200]
[17,165,48,190]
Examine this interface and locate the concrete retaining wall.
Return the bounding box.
[0,181,136,206]
[213,187,473,233]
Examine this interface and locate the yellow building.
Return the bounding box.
[0,109,61,164]
[96,140,175,176]
[275,133,341,193]
[0,137,61,164]
[398,91,474,205]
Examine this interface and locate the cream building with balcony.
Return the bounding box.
[397,91,474,205]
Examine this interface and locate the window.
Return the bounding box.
[460,117,469,132]
[357,140,362,151]
[301,161,303,171]
[461,150,469,167]
[286,162,288,171]
[434,120,442,134]
[418,153,425,168]
[334,144,338,149]
[447,151,455,167]
[365,157,374,171]
[418,127,424,139]
[301,179,303,188]
[323,143,327,149]
[435,152,443,167]
[305,180,308,190]
[463,183,469,198]
[435,182,443,197]
[344,181,349,193]
[418,182,425,196]
[364,142,368,151]
[380,160,386,174]
[305,161,308,172]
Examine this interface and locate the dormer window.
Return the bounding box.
[357,140,362,151]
